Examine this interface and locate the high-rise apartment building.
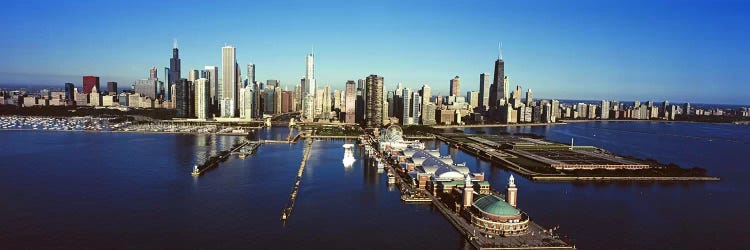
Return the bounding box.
[365,75,384,127]
[175,79,191,118]
[195,78,210,120]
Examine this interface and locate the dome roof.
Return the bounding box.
[473,195,520,217]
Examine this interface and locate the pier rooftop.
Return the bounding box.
[437,133,717,181]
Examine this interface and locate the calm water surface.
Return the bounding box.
[1,121,748,249]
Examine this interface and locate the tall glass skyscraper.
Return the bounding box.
[221,46,237,117]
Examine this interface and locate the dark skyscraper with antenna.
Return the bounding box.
[169,39,181,100]
[491,42,505,108]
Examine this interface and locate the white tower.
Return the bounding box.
[463,174,474,208]
[507,174,517,208]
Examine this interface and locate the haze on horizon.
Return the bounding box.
[1,0,748,105]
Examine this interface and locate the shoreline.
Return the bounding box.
[0,128,249,136]
[431,123,566,129]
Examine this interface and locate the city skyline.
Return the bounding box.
[1,1,748,105]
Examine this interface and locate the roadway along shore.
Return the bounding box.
[431,123,566,129]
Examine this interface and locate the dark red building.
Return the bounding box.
[82,76,100,94]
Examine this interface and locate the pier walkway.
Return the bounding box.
[281,139,313,221]
[191,140,249,176]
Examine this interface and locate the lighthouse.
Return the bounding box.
[507,174,518,207]
[463,174,474,208]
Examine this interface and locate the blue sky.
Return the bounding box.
[1,0,748,104]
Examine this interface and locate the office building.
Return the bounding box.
[64,83,75,105]
[450,76,461,97]
[525,89,533,106]
[246,64,255,87]
[401,88,413,125]
[106,82,117,95]
[149,67,158,80]
[82,76,100,94]
[479,73,490,111]
[345,80,356,123]
[221,45,237,117]
[267,79,279,89]
[491,43,505,107]
[134,79,158,99]
[169,40,181,94]
[467,91,479,110]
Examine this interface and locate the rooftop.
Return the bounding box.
[473,195,520,217]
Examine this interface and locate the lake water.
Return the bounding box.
[1,121,748,249]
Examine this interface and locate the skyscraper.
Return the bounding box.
[468,91,479,110]
[267,79,280,89]
[221,45,237,117]
[169,40,181,95]
[333,89,341,111]
[365,74,384,128]
[64,82,75,105]
[264,88,275,114]
[163,67,170,100]
[107,82,118,95]
[450,76,461,97]
[420,85,431,123]
[345,80,356,124]
[525,89,533,106]
[195,78,210,120]
[479,73,490,111]
[175,79,191,118]
[202,66,219,112]
[402,88,413,125]
[82,76,100,94]
[134,79,158,99]
[275,87,282,114]
[303,50,317,120]
[281,91,292,113]
[188,69,199,82]
[247,64,255,87]
[149,67,158,80]
[492,43,505,108]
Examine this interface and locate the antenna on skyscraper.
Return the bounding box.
[498,41,503,60]
[174,39,178,49]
